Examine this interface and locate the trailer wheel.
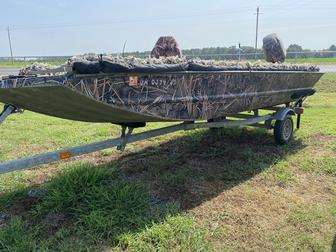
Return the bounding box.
[274,116,293,145]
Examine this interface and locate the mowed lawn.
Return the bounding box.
[0,60,64,69]
[286,57,336,65]
[0,74,335,251]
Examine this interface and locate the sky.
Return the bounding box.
[0,0,335,56]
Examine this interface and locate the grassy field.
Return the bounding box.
[286,57,336,65]
[0,74,335,251]
[0,60,65,69]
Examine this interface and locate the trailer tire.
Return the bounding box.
[274,116,293,145]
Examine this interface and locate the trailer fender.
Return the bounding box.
[272,108,295,121]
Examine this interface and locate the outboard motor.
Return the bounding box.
[150,36,182,58]
[263,33,286,63]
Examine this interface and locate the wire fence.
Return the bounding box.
[0,51,335,74]
[1,51,336,61]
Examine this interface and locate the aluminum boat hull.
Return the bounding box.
[0,71,323,123]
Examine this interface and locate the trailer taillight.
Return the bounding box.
[59,151,72,159]
[294,107,304,114]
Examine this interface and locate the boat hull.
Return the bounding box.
[0,71,323,123]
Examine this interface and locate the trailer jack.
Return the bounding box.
[0,104,17,125]
[0,104,24,125]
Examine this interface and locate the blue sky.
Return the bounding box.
[0,0,335,56]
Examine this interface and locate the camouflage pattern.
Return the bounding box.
[151,36,182,58]
[0,76,67,89]
[0,70,323,123]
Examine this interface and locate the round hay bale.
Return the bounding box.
[151,36,182,58]
[263,33,286,63]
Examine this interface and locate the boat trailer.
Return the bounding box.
[0,102,303,175]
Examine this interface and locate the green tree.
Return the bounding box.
[329,45,336,51]
[287,44,303,52]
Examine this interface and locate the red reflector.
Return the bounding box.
[59,151,72,159]
[294,107,304,114]
[129,76,139,86]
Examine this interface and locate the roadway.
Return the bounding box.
[0,68,20,75]
[318,65,336,73]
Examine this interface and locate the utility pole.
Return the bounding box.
[7,26,14,64]
[254,6,262,60]
[122,40,127,57]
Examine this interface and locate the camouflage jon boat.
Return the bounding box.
[0,69,322,124]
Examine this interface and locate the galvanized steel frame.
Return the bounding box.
[0,108,290,174]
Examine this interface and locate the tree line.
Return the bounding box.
[123,44,336,60]
[286,44,336,58]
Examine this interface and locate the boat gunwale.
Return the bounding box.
[72,70,322,79]
[0,70,323,81]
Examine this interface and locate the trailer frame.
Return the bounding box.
[0,104,300,175]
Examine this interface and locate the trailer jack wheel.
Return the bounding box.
[274,116,293,145]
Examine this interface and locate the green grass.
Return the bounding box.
[0,60,65,68]
[116,215,210,251]
[315,73,336,92]
[286,57,336,65]
[0,163,208,251]
[0,74,335,251]
[285,203,336,251]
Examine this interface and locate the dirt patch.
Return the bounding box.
[303,133,336,158]
[10,196,40,216]
[8,144,57,159]
[190,167,336,249]
[191,185,293,249]
[310,133,336,144]
[0,212,11,227]
[288,173,336,203]
[39,212,71,238]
